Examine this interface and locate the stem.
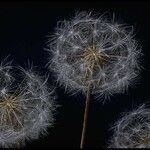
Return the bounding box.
[16,141,21,148]
[80,83,91,149]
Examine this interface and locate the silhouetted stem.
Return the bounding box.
[80,83,91,149]
[16,142,21,148]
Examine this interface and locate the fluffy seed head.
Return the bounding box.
[109,105,150,148]
[48,11,142,98]
[0,58,56,148]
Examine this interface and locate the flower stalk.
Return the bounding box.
[80,83,91,148]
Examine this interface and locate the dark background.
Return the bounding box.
[0,0,149,148]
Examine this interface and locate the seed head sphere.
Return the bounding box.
[109,105,150,148]
[0,59,56,148]
[49,11,142,98]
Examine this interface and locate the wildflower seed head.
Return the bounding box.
[109,105,150,148]
[48,11,142,98]
[0,59,56,148]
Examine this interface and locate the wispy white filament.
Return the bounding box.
[109,105,150,148]
[0,58,56,148]
[48,11,142,99]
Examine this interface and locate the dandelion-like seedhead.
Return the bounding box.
[0,59,56,148]
[48,11,142,98]
[109,105,150,148]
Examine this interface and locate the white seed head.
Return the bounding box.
[0,59,56,148]
[109,105,150,148]
[48,11,142,98]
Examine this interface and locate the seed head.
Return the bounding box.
[0,58,56,148]
[109,105,150,148]
[48,11,142,99]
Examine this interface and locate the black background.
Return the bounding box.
[0,0,149,148]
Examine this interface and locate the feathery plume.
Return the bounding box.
[48,11,142,98]
[109,105,150,148]
[0,58,56,148]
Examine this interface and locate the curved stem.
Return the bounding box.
[80,83,91,149]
